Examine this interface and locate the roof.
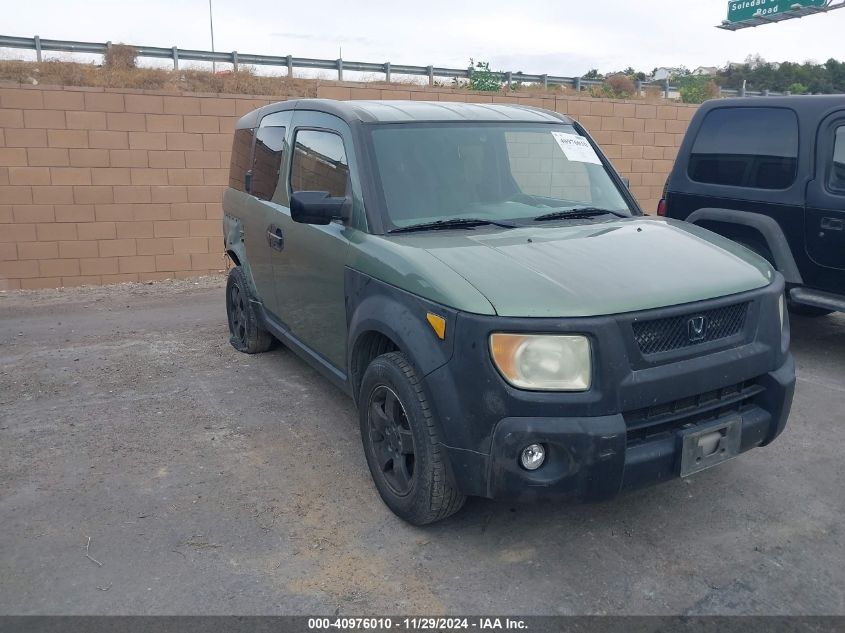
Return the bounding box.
[698,94,845,117]
[236,99,571,129]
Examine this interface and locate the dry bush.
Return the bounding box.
[588,74,638,99]
[180,66,318,97]
[0,59,318,96]
[607,74,636,96]
[103,44,137,70]
[0,59,170,89]
[0,57,676,103]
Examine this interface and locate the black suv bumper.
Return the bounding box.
[481,355,793,501]
[423,276,794,501]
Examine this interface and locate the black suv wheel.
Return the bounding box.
[226,266,274,354]
[359,352,465,525]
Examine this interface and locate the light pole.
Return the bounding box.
[209,0,216,73]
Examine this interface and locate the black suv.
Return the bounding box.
[660,96,845,316]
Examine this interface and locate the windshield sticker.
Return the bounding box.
[551,132,602,165]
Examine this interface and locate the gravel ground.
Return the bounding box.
[0,277,843,615]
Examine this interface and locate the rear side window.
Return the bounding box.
[688,107,798,190]
[252,126,286,201]
[831,126,845,191]
[290,130,349,197]
[228,128,254,192]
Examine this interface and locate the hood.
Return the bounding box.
[389,217,774,317]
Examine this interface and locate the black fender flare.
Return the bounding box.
[686,207,803,284]
[223,213,262,297]
[345,271,457,403]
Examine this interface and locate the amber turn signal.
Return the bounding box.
[426,312,446,340]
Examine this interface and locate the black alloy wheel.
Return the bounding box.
[367,385,416,496]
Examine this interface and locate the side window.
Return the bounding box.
[291,129,349,197]
[228,128,254,192]
[830,126,845,192]
[251,126,286,201]
[688,107,798,190]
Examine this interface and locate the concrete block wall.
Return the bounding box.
[0,82,698,289]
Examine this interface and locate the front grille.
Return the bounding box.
[624,378,764,444]
[632,302,749,355]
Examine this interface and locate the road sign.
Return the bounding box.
[726,0,827,23]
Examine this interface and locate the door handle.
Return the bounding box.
[820,217,843,231]
[266,225,284,251]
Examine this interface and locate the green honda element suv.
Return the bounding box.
[222,99,795,525]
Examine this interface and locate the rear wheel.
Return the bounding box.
[226,266,274,354]
[359,352,465,525]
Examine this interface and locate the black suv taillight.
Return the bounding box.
[656,180,670,216]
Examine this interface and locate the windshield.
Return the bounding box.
[369,123,634,229]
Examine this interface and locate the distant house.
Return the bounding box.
[692,66,718,76]
[651,67,681,82]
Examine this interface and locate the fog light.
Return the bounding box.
[520,443,546,471]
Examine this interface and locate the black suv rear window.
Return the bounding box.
[688,107,798,190]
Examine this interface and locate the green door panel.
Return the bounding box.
[277,218,350,366]
[271,110,359,370]
[241,194,280,314]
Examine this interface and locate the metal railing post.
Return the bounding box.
[336,58,343,81]
[286,55,293,77]
[384,62,391,83]
[172,46,179,70]
[232,51,238,72]
[34,35,42,62]
[427,65,434,86]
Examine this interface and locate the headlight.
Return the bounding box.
[778,294,785,331]
[489,333,591,391]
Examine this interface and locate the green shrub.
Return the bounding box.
[468,59,502,92]
[678,76,719,104]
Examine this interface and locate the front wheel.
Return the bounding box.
[359,352,465,525]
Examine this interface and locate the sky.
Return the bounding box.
[1,0,844,78]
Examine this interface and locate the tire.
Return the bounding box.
[358,352,466,525]
[226,266,274,354]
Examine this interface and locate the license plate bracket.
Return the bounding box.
[679,417,742,477]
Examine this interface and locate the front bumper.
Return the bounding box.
[424,276,793,500]
[479,354,794,501]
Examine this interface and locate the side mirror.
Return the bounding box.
[290,191,348,225]
[620,175,631,189]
